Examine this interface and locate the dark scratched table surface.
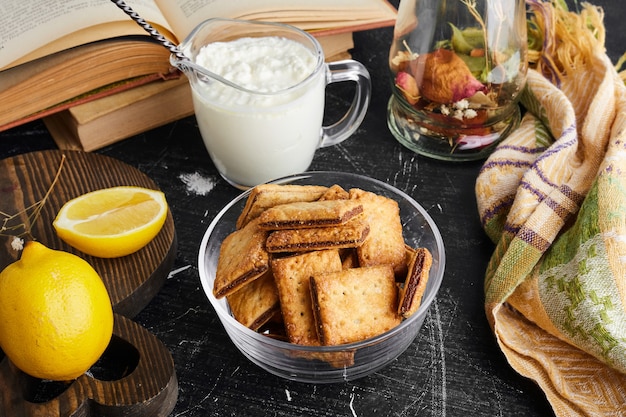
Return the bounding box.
[0,1,622,416]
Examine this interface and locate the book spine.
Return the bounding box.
[0,70,181,133]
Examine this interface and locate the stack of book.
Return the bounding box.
[1,0,397,151]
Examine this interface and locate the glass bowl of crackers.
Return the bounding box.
[198,171,445,382]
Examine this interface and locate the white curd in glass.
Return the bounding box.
[191,36,324,188]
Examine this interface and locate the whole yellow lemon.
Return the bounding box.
[0,241,114,381]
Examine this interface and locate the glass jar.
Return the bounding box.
[387,0,528,161]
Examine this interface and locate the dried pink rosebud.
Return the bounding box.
[395,71,420,105]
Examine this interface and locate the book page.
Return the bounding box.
[0,0,173,70]
[156,0,396,41]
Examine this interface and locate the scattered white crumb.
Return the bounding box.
[464,109,478,119]
[179,172,216,196]
[167,265,192,279]
[442,100,477,120]
[10,237,24,251]
[349,392,358,417]
[285,389,292,401]
[453,99,469,110]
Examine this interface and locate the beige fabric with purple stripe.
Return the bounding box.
[475,2,626,415]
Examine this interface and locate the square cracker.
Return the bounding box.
[213,218,269,298]
[349,188,406,274]
[236,184,328,229]
[271,249,342,345]
[310,265,401,345]
[265,220,370,253]
[258,200,363,230]
[227,270,281,331]
[398,247,433,318]
[318,184,350,201]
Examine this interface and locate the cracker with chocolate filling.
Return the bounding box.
[213,218,269,298]
[265,220,370,253]
[349,188,406,275]
[318,184,350,201]
[236,184,329,229]
[398,247,433,318]
[258,199,363,230]
[309,265,401,345]
[271,249,342,345]
[227,270,280,331]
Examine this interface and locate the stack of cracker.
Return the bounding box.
[213,183,433,356]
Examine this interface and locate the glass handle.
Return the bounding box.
[319,60,372,148]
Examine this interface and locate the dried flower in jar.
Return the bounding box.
[411,49,485,104]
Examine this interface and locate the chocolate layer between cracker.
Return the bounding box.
[398,247,433,318]
[237,184,329,229]
[265,220,370,253]
[213,218,270,298]
[258,200,363,230]
[227,270,281,331]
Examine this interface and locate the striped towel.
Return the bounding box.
[475,2,626,415]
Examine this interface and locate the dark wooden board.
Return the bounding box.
[0,149,177,317]
[0,150,178,416]
[0,314,178,417]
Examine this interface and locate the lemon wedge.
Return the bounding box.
[53,186,168,258]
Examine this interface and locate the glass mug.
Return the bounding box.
[171,18,371,189]
[387,0,528,161]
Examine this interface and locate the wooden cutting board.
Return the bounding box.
[0,149,177,316]
[0,150,178,416]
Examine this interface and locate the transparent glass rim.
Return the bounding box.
[174,17,326,97]
[198,171,446,353]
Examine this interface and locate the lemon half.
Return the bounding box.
[53,186,168,258]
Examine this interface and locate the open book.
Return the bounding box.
[0,0,397,131]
